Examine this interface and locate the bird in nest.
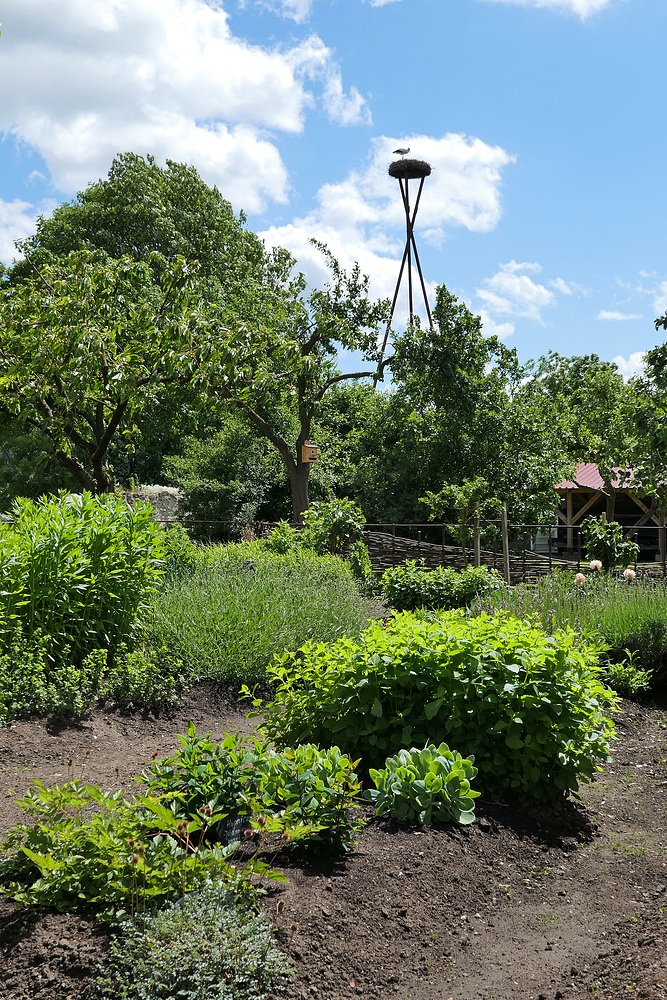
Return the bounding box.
[393,147,410,158]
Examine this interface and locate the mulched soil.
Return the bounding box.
[0,686,666,1000]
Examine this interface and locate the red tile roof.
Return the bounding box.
[557,462,636,491]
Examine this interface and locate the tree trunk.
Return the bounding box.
[289,460,311,524]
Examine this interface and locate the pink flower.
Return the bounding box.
[623,568,636,581]
[589,560,603,571]
[574,572,586,586]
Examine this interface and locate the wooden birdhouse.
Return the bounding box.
[301,440,319,464]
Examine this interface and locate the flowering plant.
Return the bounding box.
[574,572,586,586]
[589,560,603,571]
[623,568,636,581]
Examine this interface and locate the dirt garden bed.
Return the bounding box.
[0,686,666,1000]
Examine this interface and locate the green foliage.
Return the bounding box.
[0,492,164,666]
[140,724,364,853]
[303,498,366,554]
[348,539,372,581]
[0,780,273,915]
[264,520,303,554]
[261,611,617,803]
[0,248,213,493]
[580,515,639,572]
[476,571,667,692]
[604,652,652,698]
[159,523,197,580]
[93,887,291,1000]
[380,561,504,612]
[101,642,182,714]
[163,418,288,541]
[147,544,378,685]
[365,743,480,826]
[252,743,364,852]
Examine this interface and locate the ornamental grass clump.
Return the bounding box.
[261,610,617,803]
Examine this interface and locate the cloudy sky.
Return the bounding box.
[1,0,665,377]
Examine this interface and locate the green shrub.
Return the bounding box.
[101,642,182,713]
[139,724,364,853]
[261,611,617,803]
[365,743,480,826]
[159,523,197,580]
[264,520,302,554]
[380,561,504,612]
[604,655,652,698]
[94,886,291,1000]
[0,631,106,726]
[348,539,372,581]
[580,515,639,572]
[0,492,164,666]
[147,545,379,685]
[0,780,270,915]
[302,498,365,555]
[475,572,667,692]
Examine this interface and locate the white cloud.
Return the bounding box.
[0,197,54,264]
[476,261,554,323]
[550,276,587,296]
[597,309,644,321]
[260,132,514,309]
[479,310,516,340]
[612,352,645,380]
[481,0,611,17]
[653,281,667,318]
[368,0,402,6]
[0,0,369,212]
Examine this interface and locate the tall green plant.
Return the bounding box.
[0,492,164,666]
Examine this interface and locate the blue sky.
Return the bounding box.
[1,0,665,377]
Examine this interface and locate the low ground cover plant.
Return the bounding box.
[94,885,291,1000]
[365,743,480,826]
[261,610,617,803]
[148,543,380,685]
[380,560,503,612]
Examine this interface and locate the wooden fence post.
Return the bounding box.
[501,505,511,584]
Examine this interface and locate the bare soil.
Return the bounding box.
[1,686,666,1000]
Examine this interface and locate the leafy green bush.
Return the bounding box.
[348,539,373,581]
[147,545,380,685]
[140,724,364,853]
[94,886,291,1000]
[380,561,504,612]
[261,611,617,803]
[604,654,652,698]
[475,571,667,692]
[264,520,302,555]
[159,523,197,580]
[101,642,182,713]
[0,780,274,915]
[0,632,106,726]
[580,515,639,572]
[0,492,164,666]
[302,498,365,555]
[365,743,480,826]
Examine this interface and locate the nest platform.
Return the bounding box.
[388,158,432,180]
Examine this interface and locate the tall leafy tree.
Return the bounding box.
[1,155,389,518]
[0,250,211,492]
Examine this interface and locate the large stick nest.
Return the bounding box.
[388,159,432,179]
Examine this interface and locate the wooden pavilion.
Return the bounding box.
[555,462,665,560]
